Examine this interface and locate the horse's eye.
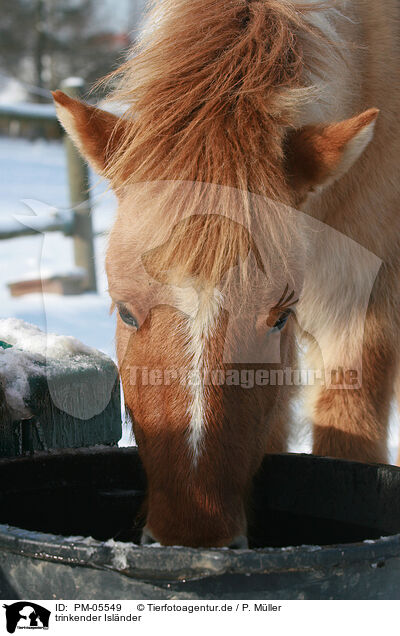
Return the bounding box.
[272,310,292,332]
[117,303,139,329]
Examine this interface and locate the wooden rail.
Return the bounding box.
[0,78,97,294]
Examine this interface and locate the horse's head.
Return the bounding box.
[106,197,303,548]
[54,86,377,547]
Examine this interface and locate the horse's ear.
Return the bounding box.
[286,108,379,198]
[52,90,125,176]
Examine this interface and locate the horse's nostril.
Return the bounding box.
[141,530,157,546]
[228,535,249,550]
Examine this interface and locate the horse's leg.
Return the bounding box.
[265,408,290,454]
[394,370,400,466]
[265,335,297,455]
[306,312,395,464]
[396,417,400,467]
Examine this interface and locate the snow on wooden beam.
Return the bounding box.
[0,319,122,457]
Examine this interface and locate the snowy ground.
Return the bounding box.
[0,138,112,350]
[0,136,398,459]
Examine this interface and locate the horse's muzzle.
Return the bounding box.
[140,529,248,549]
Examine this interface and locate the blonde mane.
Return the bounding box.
[104,0,345,287]
[104,0,344,185]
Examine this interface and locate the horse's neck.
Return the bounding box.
[301,0,400,247]
[298,1,363,128]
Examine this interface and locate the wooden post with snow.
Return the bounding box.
[60,77,97,293]
[0,326,122,456]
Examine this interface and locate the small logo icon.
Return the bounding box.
[3,603,50,634]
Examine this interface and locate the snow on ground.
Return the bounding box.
[0,136,398,459]
[0,137,115,355]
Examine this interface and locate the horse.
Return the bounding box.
[53,0,400,548]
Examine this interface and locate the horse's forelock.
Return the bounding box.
[101,0,341,190]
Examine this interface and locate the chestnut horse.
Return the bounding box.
[53,0,400,547]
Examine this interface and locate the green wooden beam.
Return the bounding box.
[0,340,122,457]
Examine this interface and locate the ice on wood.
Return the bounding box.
[0,317,95,357]
[0,318,118,420]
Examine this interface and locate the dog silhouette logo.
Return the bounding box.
[3,603,50,633]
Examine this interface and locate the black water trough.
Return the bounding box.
[0,447,400,600]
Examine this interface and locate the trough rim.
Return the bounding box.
[1,448,400,582]
[0,524,399,582]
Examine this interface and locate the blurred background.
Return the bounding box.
[0,0,143,99]
[0,0,146,357]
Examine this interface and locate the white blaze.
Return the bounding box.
[177,285,223,462]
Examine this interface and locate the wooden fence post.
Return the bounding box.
[60,77,97,292]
